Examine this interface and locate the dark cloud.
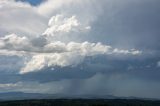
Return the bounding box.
[87,0,160,50]
[0,55,159,82]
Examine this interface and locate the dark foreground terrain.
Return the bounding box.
[0,99,160,106]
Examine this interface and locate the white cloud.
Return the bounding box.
[0,83,18,88]
[20,41,141,74]
[20,52,84,74]
[0,34,141,74]
[113,48,142,55]
[0,34,32,51]
[37,0,75,16]
[0,0,142,74]
[37,0,103,18]
[43,14,90,37]
[0,0,47,37]
[0,31,141,74]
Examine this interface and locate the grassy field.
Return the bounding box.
[0,99,160,106]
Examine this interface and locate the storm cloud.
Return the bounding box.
[0,0,160,99]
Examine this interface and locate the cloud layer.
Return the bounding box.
[0,31,141,74]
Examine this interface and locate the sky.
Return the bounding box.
[0,0,160,99]
[16,0,44,6]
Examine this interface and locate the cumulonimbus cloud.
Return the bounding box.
[0,14,141,74]
[0,1,142,74]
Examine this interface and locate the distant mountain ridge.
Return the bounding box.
[0,92,117,101]
[0,92,158,101]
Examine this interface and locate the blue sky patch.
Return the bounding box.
[16,0,44,6]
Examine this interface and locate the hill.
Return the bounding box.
[0,99,160,106]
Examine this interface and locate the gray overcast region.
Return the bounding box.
[0,0,160,99]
